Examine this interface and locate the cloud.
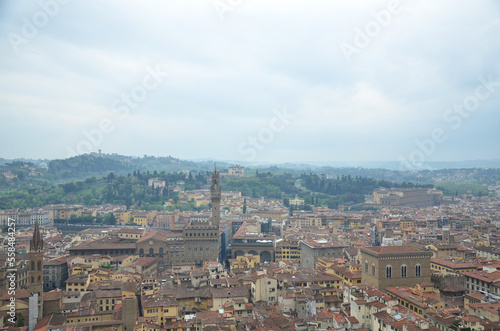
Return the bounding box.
[0,0,499,162]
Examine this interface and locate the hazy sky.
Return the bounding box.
[1,0,499,165]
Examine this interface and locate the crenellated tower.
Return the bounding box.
[210,163,221,226]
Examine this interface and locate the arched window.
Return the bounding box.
[401,265,407,278]
[372,263,375,276]
[139,248,144,256]
[159,248,164,255]
[38,261,42,271]
[365,261,368,273]
[149,248,154,256]
[415,264,421,277]
[386,265,392,278]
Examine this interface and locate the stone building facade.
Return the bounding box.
[300,240,347,269]
[43,257,68,292]
[183,223,220,266]
[373,188,443,207]
[360,246,432,290]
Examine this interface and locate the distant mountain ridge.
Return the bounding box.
[1,154,499,182]
[188,158,500,171]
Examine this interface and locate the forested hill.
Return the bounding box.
[1,153,499,186]
[0,154,496,210]
[47,154,230,181]
[0,167,433,210]
[223,172,435,209]
[0,160,492,210]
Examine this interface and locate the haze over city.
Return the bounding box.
[1,0,500,164]
[4,2,500,331]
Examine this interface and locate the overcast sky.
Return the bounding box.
[1,0,499,165]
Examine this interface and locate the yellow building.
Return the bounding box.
[116,210,132,225]
[290,215,322,227]
[71,264,93,276]
[88,269,112,284]
[400,220,415,229]
[130,211,149,227]
[316,257,336,269]
[186,192,210,207]
[373,189,392,204]
[239,274,278,304]
[348,220,362,228]
[386,283,445,316]
[69,256,114,274]
[96,290,122,312]
[56,205,84,220]
[66,275,90,291]
[250,210,289,222]
[66,311,121,331]
[430,258,477,274]
[275,239,301,264]
[117,228,145,240]
[464,292,483,309]
[230,254,260,270]
[428,244,468,260]
[324,264,362,286]
[142,295,180,327]
[289,196,305,206]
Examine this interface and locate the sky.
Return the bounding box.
[1,0,499,167]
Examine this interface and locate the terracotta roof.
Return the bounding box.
[210,286,248,298]
[463,270,500,283]
[33,313,66,331]
[142,295,179,308]
[137,229,181,243]
[44,257,68,265]
[363,246,423,254]
[43,290,62,301]
[431,258,477,269]
[70,237,136,250]
[440,285,467,292]
[133,256,158,267]
[301,240,347,248]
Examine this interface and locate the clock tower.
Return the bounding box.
[210,163,221,226]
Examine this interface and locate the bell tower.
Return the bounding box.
[210,163,221,226]
[29,221,44,318]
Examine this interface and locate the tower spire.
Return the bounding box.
[30,220,43,252]
[28,220,44,320]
